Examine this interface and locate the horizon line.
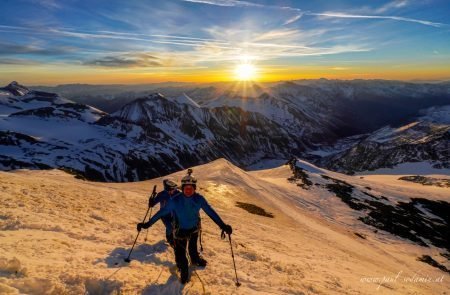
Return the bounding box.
[3,77,449,87]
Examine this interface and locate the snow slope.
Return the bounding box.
[0,158,448,294]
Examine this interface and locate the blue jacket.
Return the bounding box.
[152,189,180,225]
[146,192,226,230]
[153,189,180,209]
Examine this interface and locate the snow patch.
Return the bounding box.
[294,159,327,174]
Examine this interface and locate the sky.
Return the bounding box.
[0,0,449,85]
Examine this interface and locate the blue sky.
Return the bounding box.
[0,0,449,84]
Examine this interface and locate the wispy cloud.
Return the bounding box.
[330,67,349,71]
[0,42,75,56]
[307,12,444,27]
[96,31,230,44]
[183,0,444,27]
[182,0,263,8]
[375,0,409,13]
[30,0,61,9]
[283,13,303,25]
[0,25,233,49]
[251,29,300,42]
[0,58,41,65]
[201,26,371,63]
[84,53,163,68]
[182,0,302,25]
[3,25,368,60]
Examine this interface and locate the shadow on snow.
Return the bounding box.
[100,240,196,294]
[141,272,185,295]
[103,240,174,268]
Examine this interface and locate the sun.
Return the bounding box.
[234,63,257,81]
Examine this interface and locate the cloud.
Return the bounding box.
[251,29,300,42]
[197,26,372,63]
[182,0,263,8]
[283,13,304,25]
[30,0,61,9]
[83,53,163,68]
[183,0,444,27]
[0,25,232,49]
[375,0,409,13]
[0,23,372,70]
[183,0,302,26]
[0,42,75,56]
[0,58,41,65]
[307,12,444,27]
[330,67,349,70]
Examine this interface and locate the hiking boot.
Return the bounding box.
[180,267,189,284]
[191,256,207,267]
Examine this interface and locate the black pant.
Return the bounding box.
[166,232,174,247]
[174,231,200,272]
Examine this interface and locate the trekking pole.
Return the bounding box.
[124,185,157,263]
[223,231,241,287]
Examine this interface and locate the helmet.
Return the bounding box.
[181,169,197,189]
[163,179,178,191]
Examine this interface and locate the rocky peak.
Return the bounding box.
[3,81,30,96]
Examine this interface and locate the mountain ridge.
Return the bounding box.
[1,81,449,181]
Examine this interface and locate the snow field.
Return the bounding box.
[0,159,448,294]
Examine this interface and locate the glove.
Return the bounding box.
[137,222,149,232]
[222,224,232,235]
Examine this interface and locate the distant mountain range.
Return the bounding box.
[1,80,449,181]
[34,79,450,122]
[311,105,450,173]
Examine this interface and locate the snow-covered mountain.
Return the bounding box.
[0,158,448,294]
[314,105,450,173]
[0,81,105,121]
[2,80,450,181]
[97,92,298,175]
[36,79,450,136]
[1,82,299,181]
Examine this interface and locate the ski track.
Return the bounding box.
[0,159,449,294]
